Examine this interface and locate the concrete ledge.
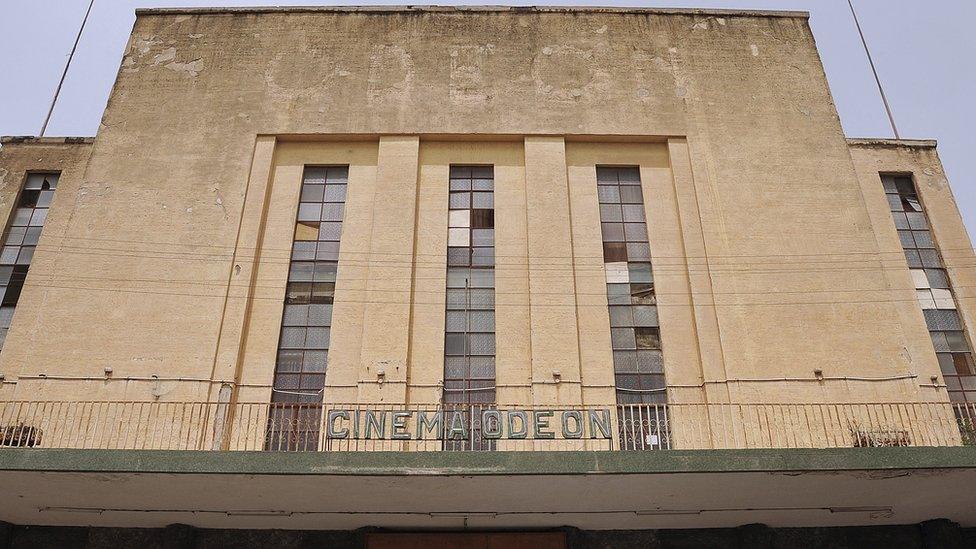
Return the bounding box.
[848,137,938,149]
[3,448,975,529]
[135,6,810,19]
[1,447,974,476]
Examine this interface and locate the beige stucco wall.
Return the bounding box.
[0,8,967,409]
[0,138,93,400]
[849,139,976,402]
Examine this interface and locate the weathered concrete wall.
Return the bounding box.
[849,139,976,403]
[0,137,93,249]
[0,7,965,408]
[0,137,93,399]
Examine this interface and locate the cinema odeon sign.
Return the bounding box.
[323,408,614,440]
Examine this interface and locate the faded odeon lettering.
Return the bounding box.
[322,408,612,440]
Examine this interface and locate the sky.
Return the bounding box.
[1,0,974,233]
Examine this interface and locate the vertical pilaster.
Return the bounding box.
[667,137,729,404]
[492,146,532,407]
[358,136,420,403]
[565,160,615,407]
[642,158,706,405]
[524,136,582,405]
[405,147,450,406]
[212,135,277,404]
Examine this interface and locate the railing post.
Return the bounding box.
[211,384,233,451]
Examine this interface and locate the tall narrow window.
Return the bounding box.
[0,172,58,350]
[598,167,668,451]
[268,166,348,450]
[884,175,975,403]
[444,166,496,450]
[597,167,665,405]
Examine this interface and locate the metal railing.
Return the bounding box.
[0,400,973,452]
[617,402,974,450]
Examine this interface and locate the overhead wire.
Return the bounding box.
[17,280,976,309]
[32,232,976,257]
[39,0,95,136]
[848,0,900,138]
[23,241,976,272]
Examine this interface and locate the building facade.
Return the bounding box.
[0,6,974,548]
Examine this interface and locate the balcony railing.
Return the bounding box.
[0,400,973,452]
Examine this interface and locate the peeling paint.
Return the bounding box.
[665,46,691,102]
[692,16,730,31]
[532,45,609,103]
[120,57,139,74]
[153,47,177,66]
[166,58,203,77]
[631,50,672,104]
[449,44,495,104]
[133,36,162,55]
[264,53,330,100]
[366,45,414,105]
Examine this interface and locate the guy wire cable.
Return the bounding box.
[40,0,95,137]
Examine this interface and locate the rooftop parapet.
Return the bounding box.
[135,5,809,18]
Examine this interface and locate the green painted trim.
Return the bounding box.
[1,447,974,476]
